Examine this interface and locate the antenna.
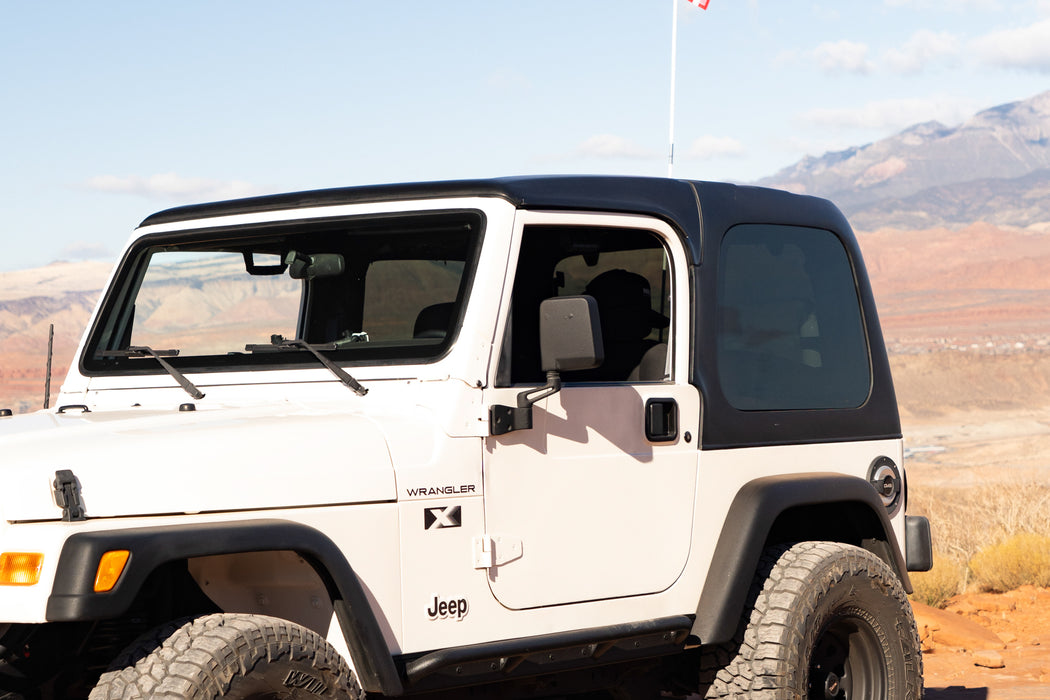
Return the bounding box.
[44,323,54,410]
[668,0,679,176]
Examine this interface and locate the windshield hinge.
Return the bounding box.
[53,469,86,522]
[472,535,523,570]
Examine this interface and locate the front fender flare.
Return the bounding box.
[44,519,402,696]
[692,473,908,645]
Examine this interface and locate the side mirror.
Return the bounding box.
[539,296,604,372]
[490,296,604,436]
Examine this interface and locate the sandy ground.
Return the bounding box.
[891,352,1050,698]
[907,404,1050,698]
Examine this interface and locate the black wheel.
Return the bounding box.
[698,542,923,699]
[89,613,364,699]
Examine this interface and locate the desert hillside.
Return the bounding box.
[0,261,112,412]
[862,222,1050,352]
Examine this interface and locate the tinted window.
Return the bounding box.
[717,224,870,410]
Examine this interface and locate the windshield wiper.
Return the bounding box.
[101,346,205,400]
[245,336,368,396]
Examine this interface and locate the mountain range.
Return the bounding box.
[758,90,1050,230]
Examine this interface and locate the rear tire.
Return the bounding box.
[89,613,363,699]
[697,541,923,699]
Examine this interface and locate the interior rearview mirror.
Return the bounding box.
[285,251,346,280]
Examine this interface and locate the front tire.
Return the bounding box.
[90,613,363,699]
[698,541,923,699]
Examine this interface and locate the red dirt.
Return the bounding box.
[917,587,1050,698]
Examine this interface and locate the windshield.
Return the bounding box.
[83,210,483,374]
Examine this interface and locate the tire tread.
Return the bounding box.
[89,613,364,700]
[697,541,923,699]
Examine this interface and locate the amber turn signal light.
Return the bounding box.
[94,550,130,593]
[0,552,44,586]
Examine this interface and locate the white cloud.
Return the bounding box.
[83,173,265,202]
[576,134,658,160]
[884,30,959,73]
[812,40,873,75]
[972,18,1050,73]
[798,95,978,131]
[684,135,745,160]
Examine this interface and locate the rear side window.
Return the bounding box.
[716,224,870,410]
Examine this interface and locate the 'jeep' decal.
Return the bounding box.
[427,595,469,621]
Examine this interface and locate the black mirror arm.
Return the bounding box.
[517,370,561,408]
[489,370,561,436]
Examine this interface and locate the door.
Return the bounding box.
[481,215,700,609]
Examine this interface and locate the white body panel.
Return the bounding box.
[1,404,395,521]
[391,436,905,655]
[482,386,700,608]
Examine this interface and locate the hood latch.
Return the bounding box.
[53,469,86,522]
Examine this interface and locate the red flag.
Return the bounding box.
[687,0,709,8]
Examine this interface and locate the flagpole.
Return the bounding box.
[668,0,679,177]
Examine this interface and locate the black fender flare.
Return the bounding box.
[44,519,403,696]
[691,473,909,645]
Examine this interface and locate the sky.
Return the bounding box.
[2,0,1050,272]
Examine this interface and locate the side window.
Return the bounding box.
[716,224,870,410]
[499,226,671,385]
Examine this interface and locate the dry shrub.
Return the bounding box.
[909,552,966,609]
[969,532,1050,593]
[908,479,1050,564]
[907,478,1050,593]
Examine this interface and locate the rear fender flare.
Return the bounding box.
[692,473,908,645]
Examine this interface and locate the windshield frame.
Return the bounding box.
[80,209,486,377]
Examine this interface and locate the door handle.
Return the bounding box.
[645,398,678,442]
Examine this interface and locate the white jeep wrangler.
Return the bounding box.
[0,176,932,699]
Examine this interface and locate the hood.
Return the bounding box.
[0,404,395,522]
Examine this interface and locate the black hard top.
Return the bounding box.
[138,175,852,264]
[135,175,896,448]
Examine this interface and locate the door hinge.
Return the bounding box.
[52,469,86,522]
[472,535,523,570]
